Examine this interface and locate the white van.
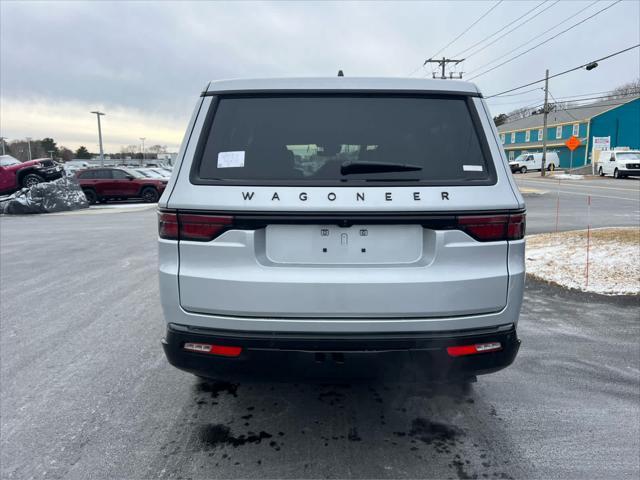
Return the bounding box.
[596,149,640,178]
[509,152,559,174]
[158,77,525,382]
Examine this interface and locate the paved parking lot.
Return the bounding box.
[1,207,638,479]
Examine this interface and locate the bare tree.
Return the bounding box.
[59,147,74,162]
[147,144,167,154]
[120,145,138,157]
[506,106,532,120]
[7,139,46,162]
[605,78,640,100]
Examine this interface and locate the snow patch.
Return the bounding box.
[526,228,639,296]
[551,173,584,180]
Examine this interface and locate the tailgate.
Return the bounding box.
[177,214,511,319]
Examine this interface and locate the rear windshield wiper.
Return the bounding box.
[340,161,423,175]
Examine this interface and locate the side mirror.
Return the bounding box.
[127,175,135,180]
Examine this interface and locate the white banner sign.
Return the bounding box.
[592,136,610,151]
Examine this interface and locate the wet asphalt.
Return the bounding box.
[0,207,639,479]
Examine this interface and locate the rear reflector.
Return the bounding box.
[158,212,233,241]
[447,342,502,357]
[183,342,242,357]
[457,214,525,241]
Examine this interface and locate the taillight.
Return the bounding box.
[158,212,178,240]
[457,213,525,241]
[158,212,233,242]
[179,214,233,241]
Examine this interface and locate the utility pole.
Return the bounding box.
[26,137,32,161]
[90,111,106,167]
[139,137,146,166]
[540,69,549,177]
[0,137,6,155]
[424,57,465,79]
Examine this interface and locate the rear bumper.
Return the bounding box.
[162,322,520,381]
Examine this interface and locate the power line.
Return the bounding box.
[468,0,618,80]
[548,90,579,121]
[500,94,639,121]
[548,90,640,103]
[487,87,544,98]
[408,0,503,76]
[455,0,559,60]
[467,0,599,76]
[484,44,640,98]
[429,0,503,59]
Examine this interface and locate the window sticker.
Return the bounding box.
[463,165,483,172]
[217,151,245,168]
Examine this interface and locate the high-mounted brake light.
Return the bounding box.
[457,214,525,241]
[157,212,233,241]
[183,343,242,357]
[447,342,502,357]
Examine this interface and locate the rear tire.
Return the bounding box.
[21,173,44,188]
[83,189,97,205]
[599,167,604,176]
[140,187,159,203]
[547,163,555,171]
[519,166,527,174]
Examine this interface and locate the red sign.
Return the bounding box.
[565,136,581,151]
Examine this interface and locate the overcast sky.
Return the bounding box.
[1,0,639,153]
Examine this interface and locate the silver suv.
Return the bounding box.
[158,77,525,381]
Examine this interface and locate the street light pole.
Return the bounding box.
[540,69,549,177]
[25,137,32,161]
[0,137,6,155]
[90,111,106,167]
[139,137,146,166]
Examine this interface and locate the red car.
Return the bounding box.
[76,167,167,204]
[0,156,64,195]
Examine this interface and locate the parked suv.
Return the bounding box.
[0,156,64,195]
[76,167,167,203]
[158,78,525,382]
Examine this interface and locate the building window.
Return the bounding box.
[538,129,543,141]
[509,151,514,161]
[556,125,562,139]
[572,123,579,137]
[510,132,515,143]
[501,134,505,144]
[525,130,530,142]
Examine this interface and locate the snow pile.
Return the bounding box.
[526,228,640,295]
[551,173,584,180]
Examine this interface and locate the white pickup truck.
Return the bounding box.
[596,149,640,178]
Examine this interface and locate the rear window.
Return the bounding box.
[192,94,494,186]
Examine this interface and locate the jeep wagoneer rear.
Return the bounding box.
[158,77,525,381]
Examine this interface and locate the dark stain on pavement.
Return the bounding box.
[197,381,239,398]
[199,424,272,448]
